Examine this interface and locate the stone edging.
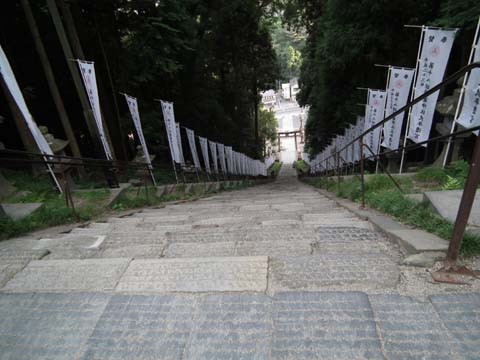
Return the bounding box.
[311,187,449,255]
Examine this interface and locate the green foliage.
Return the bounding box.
[415,167,448,184]
[294,159,309,174]
[442,175,463,190]
[269,162,283,177]
[259,107,278,148]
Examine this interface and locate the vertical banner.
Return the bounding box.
[225,146,234,174]
[217,143,227,174]
[209,140,218,174]
[198,136,211,173]
[185,128,201,169]
[159,100,181,164]
[0,44,61,192]
[77,60,113,160]
[364,89,387,157]
[123,94,152,168]
[355,116,365,162]
[175,123,185,166]
[408,28,456,144]
[382,67,415,150]
[455,26,480,131]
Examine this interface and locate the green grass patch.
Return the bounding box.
[294,160,309,175]
[269,162,283,177]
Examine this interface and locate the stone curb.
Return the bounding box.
[312,187,449,255]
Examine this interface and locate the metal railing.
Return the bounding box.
[312,62,480,276]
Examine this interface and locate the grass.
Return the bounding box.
[305,172,480,257]
[0,168,254,240]
[294,160,309,175]
[269,162,283,177]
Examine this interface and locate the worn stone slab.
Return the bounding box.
[236,240,312,257]
[238,204,270,211]
[116,257,268,293]
[0,203,44,221]
[402,251,445,267]
[270,254,399,292]
[430,293,480,360]
[370,294,462,360]
[425,190,480,226]
[0,262,26,288]
[99,245,165,259]
[0,248,49,262]
[80,294,197,360]
[103,231,167,247]
[261,219,301,227]
[185,294,272,359]
[388,229,449,253]
[271,292,384,359]
[0,292,111,360]
[164,242,236,258]
[3,258,131,292]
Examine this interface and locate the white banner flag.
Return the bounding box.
[159,100,181,164]
[186,128,201,169]
[77,60,113,160]
[123,94,152,169]
[209,140,218,174]
[199,136,210,173]
[175,123,185,166]
[364,89,387,157]
[217,143,227,174]
[225,146,234,174]
[408,28,456,144]
[355,116,365,162]
[0,44,61,192]
[456,28,480,132]
[382,67,415,150]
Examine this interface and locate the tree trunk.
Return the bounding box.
[20,0,83,162]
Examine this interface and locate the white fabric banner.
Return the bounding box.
[198,136,210,173]
[382,67,415,150]
[0,45,52,157]
[185,128,201,169]
[364,90,386,157]
[408,28,456,144]
[456,32,480,132]
[124,94,152,170]
[0,44,61,192]
[159,100,181,164]
[175,123,185,166]
[355,116,365,162]
[77,60,113,160]
[209,140,218,174]
[225,146,233,174]
[217,143,227,174]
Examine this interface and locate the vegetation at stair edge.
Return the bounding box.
[0,168,253,241]
[304,166,480,257]
[269,162,283,177]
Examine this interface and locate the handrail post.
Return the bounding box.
[360,137,366,209]
[336,153,340,192]
[445,135,480,266]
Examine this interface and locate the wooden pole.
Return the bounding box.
[20,0,83,162]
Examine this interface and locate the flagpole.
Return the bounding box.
[400,25,425,174]
[376,66,391,174]
[442,17,480,168]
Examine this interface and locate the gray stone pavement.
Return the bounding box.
[0,164,479,359]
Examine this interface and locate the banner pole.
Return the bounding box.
[442,17,480,168]
[376,66,392,173]
[400,25,425,174]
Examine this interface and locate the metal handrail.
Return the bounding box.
[310,61,480,272]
